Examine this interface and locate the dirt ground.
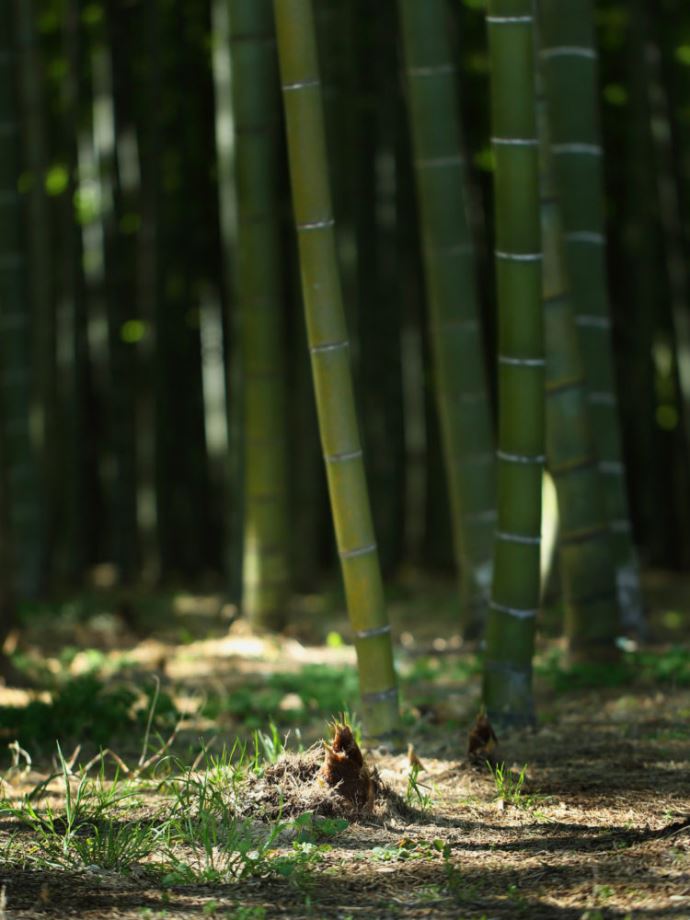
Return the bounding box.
[0,574,688,919]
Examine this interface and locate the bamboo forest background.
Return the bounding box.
[1,0,689,635]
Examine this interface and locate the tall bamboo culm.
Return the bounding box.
[274,0,400,741]
[0,3,42,599]
[15,0,54,587]
[398,0,496,637]
[536,73,619,660]
[483,0,543,726]
[540,0,643,631]
[230,0,290,630]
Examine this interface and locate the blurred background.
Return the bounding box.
[0,0,689,628]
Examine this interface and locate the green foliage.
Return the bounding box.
[202,665,360,725]
[3,748,158,870]
[405,763,433,811]
[538,646,690,691]
[371,837,450,863]
[490,763,528,807]
[0,675,177,754]
[290,812,348,844]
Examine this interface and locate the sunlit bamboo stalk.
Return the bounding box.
[274,0,400,741]
[483,0,543,726]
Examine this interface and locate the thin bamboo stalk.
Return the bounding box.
[274,0,400,741]
[399,0,496,635]
[540,0,644,631]
[15,0,54,589]
[536,71,619,661]
[0,2,43,599]
[482,0,543,727]
[103,0,140,583]
[211,0,243,601]
[230,0,290,629]
[59,0,97,584]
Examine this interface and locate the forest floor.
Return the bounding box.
[0,571,688,918]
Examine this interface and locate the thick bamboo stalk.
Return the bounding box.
[274,0,400,741]
[399,0,496,635]
[230,0,290,629]
[482,0,543,727]
[0,3,43,599]
[540,0,644,631]
[152,1,214,578]
[536,75,619,661]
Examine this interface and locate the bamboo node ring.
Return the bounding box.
[297,218,335,231]
[495,250,542,262]
[406,63,455,76]
[310,339,349,354]
[490,601,538,619]
[340,543,377,560]
[541,46,597,59]
[551,143,603,156]
[577,314,611,328]
[491,137,538,146]
[324,448,363,464]
[497,450,545,464]
[486,15,533,24]
[495,531,541,545]
[355,625,391,640]
[567,231,605,244]
[361,687,398,704]
[498,355,545,367]
[282,78,319,91]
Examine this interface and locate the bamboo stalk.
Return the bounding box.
[0,2,43,599]
[14,0,54,589]
[482,0,543,727]
[274,0,400,741]
[230,0,290,629]
[399,0,496,635]
[211,0,243,602]
[103,0,140,584]
[540,0,644,631]
[536,68,619,661]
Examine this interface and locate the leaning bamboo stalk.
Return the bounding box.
[274,0,400,741]
[482,0,543,726]
[230,0,290,630]
[539,0,644,631]
[536,69,619,661]
[399,0,496,636]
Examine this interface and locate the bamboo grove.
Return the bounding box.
[0,0,688,737]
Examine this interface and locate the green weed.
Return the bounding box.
[405,762,433,811]
[490,763,528,807]
[3,746,159,870]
